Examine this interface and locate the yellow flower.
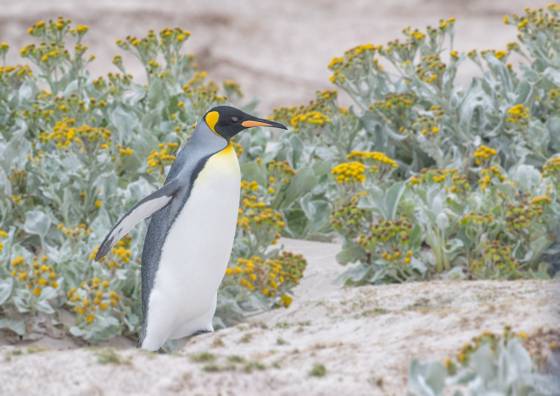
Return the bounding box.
[290,111,331,128]
[506,104,530,124]
[328,56,344,70]
[331,162,366,184]
[85,314,95,324]
[347,151,398,169]
[280,294,293,308]
[531,195,551,205]
[450,50,459,59]
[32,287,42,297]
[473,145,497,165]
[494,50,508,60]
[95,199,103,209]
[118,146,134,157]
[11,256,25,267]
[0,229,8,238]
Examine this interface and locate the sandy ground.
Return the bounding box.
[1,238,559,395]
[0,0,552,112]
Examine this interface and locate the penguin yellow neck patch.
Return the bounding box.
[205,111,220,133]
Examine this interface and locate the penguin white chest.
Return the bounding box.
[143,145,240,349]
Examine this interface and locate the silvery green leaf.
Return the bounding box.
[336,243,363,265]
[40,286,57,300]
[548,117,560,151]
[0,319,25,336]
[436,213,449,232]
[410,257,427,274]
[62,79,79,96]
[0,133,31,173]
[0,277,14,305]
[23,209,51,238]
[407,359,446,396]
[281,167,317,208]
[337,263,370,284]
[122,86,146,106]
[110,106,139,141]
[0,166,11,196]
[469,343,496,381]
[13,292,30,313]
[384,182,405,220]
[18,81,35,101]
[36,300,55,315]
[240,161,267,186]
[543,67,560,86]
[509,164,541,192]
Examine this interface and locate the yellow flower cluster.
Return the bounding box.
[479,165,505,191]
[530,195,552,206]
[118,146,134,157]
[0,64,33,80]
[347,151,398,169]
[381,249,414,264]
[504,5,560,34]
[543,156,560,178]
[225,252,306,307]
[238,196,285,237]
[505,199,546,231]
[27,17,71,37]
[473,145,497,165]
[409,168,457,185]
[290,111,331,128]
[416,54,446,85]
[159,27,191,43]
[9,255,60,297]
[470,240,519,277]
[39,118,111,150]
[356,218,415,266]
[331,192,369,236]
[331,162,366,184]
[92,236,133,270]
[67,278,121,325]
[57,223,91,239]
[460,213,494,225]
[505,104,530,124]
[182,71,208,93]
[267,160,296,178]
[0,229,7,252]
[453,328,521,367]
[266,160,296,191]
[147,142,179,173]
[271,90,337,128]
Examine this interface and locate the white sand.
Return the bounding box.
[1,238,558,395]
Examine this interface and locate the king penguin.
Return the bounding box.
[95,106,287,351]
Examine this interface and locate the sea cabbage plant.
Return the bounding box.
[0,18,306,342]
[270,5,560,284]
[408,329,560,396]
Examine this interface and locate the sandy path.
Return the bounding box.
[1,238,558,395]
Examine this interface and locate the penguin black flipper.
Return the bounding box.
[95,179,181,261]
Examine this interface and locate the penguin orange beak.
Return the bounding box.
[241,118,287,130]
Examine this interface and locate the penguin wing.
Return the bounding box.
[95,179,181,261]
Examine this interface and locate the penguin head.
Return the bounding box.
[203,106,287,140]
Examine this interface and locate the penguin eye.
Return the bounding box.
[231,116,240,123]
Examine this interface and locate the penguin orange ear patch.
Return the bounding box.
[205,111,220,132]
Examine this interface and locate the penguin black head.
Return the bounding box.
[203,106,287,140]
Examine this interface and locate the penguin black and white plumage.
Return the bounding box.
[95,106,287,351]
